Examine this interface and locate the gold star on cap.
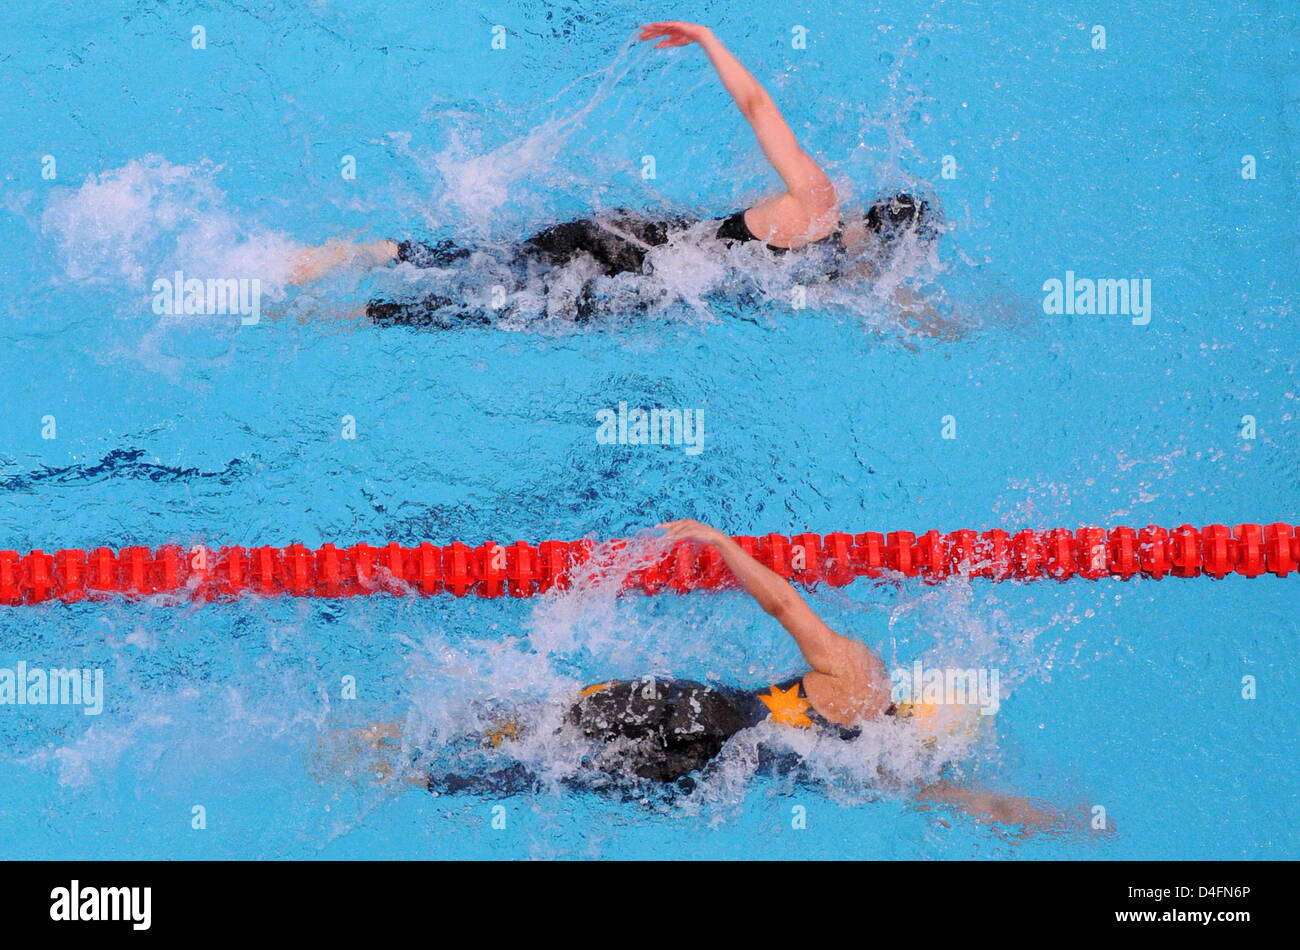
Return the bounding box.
[759,683,814,728]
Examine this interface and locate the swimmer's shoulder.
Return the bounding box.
[741,193,842,250]
[803,642,891,724]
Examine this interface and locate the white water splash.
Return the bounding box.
[41,156,300,297]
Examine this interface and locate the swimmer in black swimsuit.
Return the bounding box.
[342,518,1066,829]
[286,21,940,327]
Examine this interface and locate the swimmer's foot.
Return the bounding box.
[309,721,407,786]
[358,721,403,747]
[482,718,525,747]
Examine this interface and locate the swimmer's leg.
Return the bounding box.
[392,239,472,268]
[362,240,490,328]
[425,762,541,797]
[288,239,399,285]
[422,720,536,796]
[521,211,684,277]
[365,295,491,329]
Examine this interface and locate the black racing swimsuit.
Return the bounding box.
[423,676,867,796]
[366,210,842,327]
[565,676,861,784]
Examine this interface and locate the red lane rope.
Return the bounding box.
[0,523,1295,606]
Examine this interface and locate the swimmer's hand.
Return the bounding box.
[657,518,726,546]
[638,21,713,49]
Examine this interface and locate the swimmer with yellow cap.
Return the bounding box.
[354,519,1063,830]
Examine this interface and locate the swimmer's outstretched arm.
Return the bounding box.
[916,781,1073,834]
[639,23,836,221]
[658,519,886,693]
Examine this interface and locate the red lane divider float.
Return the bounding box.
[0,523,1295,606]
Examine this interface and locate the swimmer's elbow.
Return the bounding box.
[763,590,799,622]
[779,157,835,210]
[798,173,837,210]
[737,89,772,121]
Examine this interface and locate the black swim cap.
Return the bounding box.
[865,193,934,240]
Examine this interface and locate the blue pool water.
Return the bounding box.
[0,0,1296,859]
